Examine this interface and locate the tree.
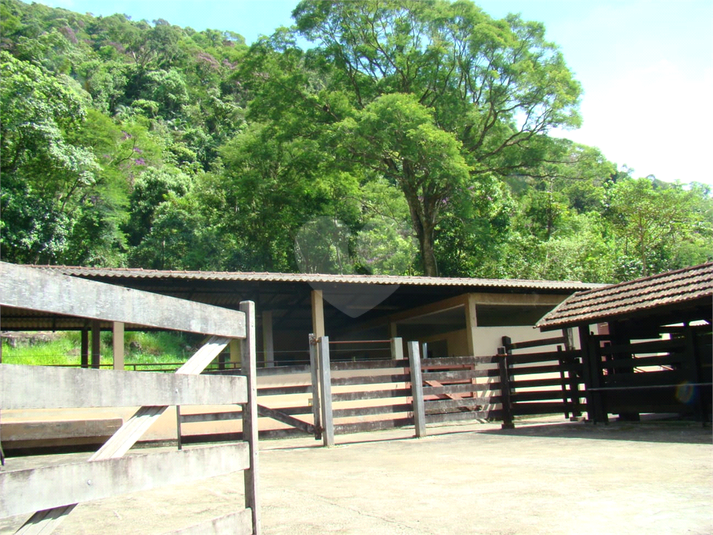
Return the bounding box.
[608,177,713,278]
[291,0,582,275]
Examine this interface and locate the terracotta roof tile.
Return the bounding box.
[536,262,713,329]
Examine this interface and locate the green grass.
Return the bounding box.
[2,331,200,370]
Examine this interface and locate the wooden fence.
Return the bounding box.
[0,262,260,535]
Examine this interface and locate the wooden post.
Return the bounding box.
[81,328,89,369]
[465,294,478,357]
[176,405,183,451]
[240,301,260,535]
[309,334,322,440]
[580,326,607,424]
[112,322,124,370]
[498,350,514,429]
[311,290,325,339]
[407,341,426,438]
[230,339,241,370]
[262,311,274,367]
[390,337,403,360]
[318,336,334,447]
[91,320,101,369]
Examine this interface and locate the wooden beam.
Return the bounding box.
[0,364,246,409]
[262,311,274,367]
[318,336,334,447]
[0,262,245,338]
[467,292,567,307]
[311,290,325,338]
[407,341,426,438]
[91,320,101,369]
[80,328,88,369]
[112,322,124,370]
[0,444,249,518]
[240,301,261,535]
[465,293,478,357]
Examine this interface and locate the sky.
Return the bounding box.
[38,0,713,186]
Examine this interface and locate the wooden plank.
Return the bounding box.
[509,337,566,351]
[240,301,261,535]
[1,444,249,518]
[257,364,311,376]
[407,341,426,438]
[180,411,243,424]
[166,509,253,535]
[422,356,494,367]
[176,337,230,375]
[601,354,684,369]
[330,359,409,371]
[309,335,322,441]
[331,374,410,387]
[331,388,412,402]
[422,383,492,397]
[599,338,686,356]
[424,397,497,413]
[507,364,563,376]
[511,377,570,389]
[14,505,77,535]
[425,410,501,424]
[507,350,580,365]
[0,262,245,338]
[334,418,413,435]
[333,404,412,418]
[0,364,246,410]
[511,390,573,403]
[422,370,490,382]
[258,385,312,396]
[318,336,334,447]
[257,404,314,434]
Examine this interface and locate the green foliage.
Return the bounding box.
[0,0,710,283]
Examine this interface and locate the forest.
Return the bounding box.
[1,0,711,283]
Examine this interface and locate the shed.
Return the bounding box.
[1,266,601,367]
[537,262,713,423]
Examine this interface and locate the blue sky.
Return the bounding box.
[39,0,713,186]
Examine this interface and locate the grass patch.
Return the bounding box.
[2,331,201,370]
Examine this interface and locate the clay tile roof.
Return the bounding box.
[536,262,713,330]
[26,265,604,292]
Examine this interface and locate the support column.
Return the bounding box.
[91,321,101,369]
[112,322,124,370]
[81,328,89,369]
[311,289,325,339]
[229,339,241,369]
[465,294,478,357]
[262,311,274,368]
[390,337,403,360]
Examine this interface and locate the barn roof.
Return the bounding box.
[536,262,713,330]
[29,265,601,292]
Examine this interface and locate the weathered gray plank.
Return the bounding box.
[333,404,412,418]
[240,301,261,535]
[407,341,426,438]
[318,336,335,447]
[13,505,76,535]
[176,337,230,375]
[257,405,314,434]
[0,364,246,409]
[0,444,249,518]
[164,509,252,535]
[309,334,322,441]
[180,411,243,424]
[0,262,245,338]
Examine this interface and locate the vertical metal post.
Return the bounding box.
[318,336,334,447]
[309,334,322,440]
[240,301,261,534]
[407,341,426,438]
[81,328,89,368]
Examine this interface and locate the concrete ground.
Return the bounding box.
[1,417,711,534]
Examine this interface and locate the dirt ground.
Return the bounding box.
[1,416,711,535]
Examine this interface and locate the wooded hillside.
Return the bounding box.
[1,0,711,282]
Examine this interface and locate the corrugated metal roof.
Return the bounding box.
[28,265,603,292]
[536,262,713,330]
